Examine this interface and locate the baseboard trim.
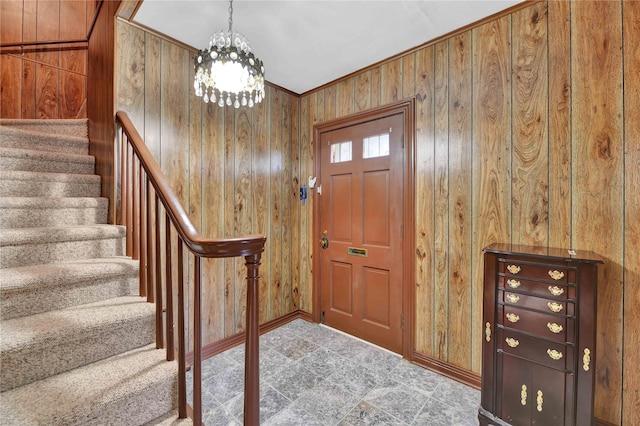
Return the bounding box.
[594,418,617,426]
[412,351,481,390]
[186,310,312,364]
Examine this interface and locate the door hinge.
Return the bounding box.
[401,224,404,239]
[321,311,326,324]
[401,134,404,148]
[401,315,405,329]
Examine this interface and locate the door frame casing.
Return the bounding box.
[312,99,415,360]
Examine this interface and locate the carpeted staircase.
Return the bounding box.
[0,119,187,425]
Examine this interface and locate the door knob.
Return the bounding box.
[320,230,329,249]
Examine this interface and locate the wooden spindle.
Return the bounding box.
[155,195,163,349]
[165,213,174,361]
[178,243,190,420]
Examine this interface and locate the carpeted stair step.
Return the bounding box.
[0,126,89,155]
[0,118,88,138]
[0,295,156,391]
[0,197,108,228]
[0,224,125,268]
[0,147,95,174]
[0,344,177,425]
[0,257,139,320]
[0,170,101,197]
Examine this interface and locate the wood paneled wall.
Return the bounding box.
[300,1,638,424]
[0,0,98,119]
[87,0,119,222]
[115,20,301,346]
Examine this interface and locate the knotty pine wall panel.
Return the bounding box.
[572,2,624,422]
[447,32,473,370]
[511,2,548,247]
[87,0,118,222]
[0,0,92,119]
[115,20,301,346]
[547,0,572,250]
[433,41,449,361]
[471,16,513,374]
[300,1,636,423]
[622,2,640,423]
[413,45,435,355]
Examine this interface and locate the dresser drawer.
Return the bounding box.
[499,259,574,284]
[497,328,574,371]
[498,305,575,343]
[499,275,575,300]
[499,290,576,317]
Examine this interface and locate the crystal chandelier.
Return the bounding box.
[193,0,265,108]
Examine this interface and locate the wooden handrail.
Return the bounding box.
[115,111,265,426]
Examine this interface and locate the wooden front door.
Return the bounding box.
[318,112,405,354]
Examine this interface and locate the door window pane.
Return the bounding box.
[330,141,352,163]
[363,133,390,159]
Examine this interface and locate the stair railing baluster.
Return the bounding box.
[132,158,140,262]
[145,177,153,301]
[166,236,178,361]
[178,240,189,419]
[165,213,174,361]
[119,129,126,228]
[138,165,147,297]
[155,195,164,349]
[125,144,133,257]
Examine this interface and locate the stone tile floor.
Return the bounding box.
[187,319,479,425]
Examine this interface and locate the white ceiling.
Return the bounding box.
[133,0,524,94]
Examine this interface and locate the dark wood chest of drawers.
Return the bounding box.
[479,244,603,426]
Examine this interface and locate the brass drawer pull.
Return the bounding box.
[547,322,563,333]
[507,279,521,289]
[548,285,565,296]
[547,349,563,360]
[506,293,520,304]
[506,313,520,323]
[537,390,543,412]
[547,302,563,313]
[507,264,521,274]
[485,322,491,342]
[521,385,527,405]
[583,348,591,371]
[506,337,520,348]
[548,270,565,280]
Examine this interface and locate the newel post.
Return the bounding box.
[244,252,262,425]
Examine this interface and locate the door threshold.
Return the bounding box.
[319,324,402,358]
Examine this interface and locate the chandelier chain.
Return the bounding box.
[228,0,233,33]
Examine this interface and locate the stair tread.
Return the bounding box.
[0,146,95,163]
[0,344,177,425]
[0,196,108,208]
[0,257,138,290]
[0,224,125,246]
[0,118,88,138]
[0,126,89,155]
[0,125,88,142]
[0,295,154,350]
[0,169,101,183]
